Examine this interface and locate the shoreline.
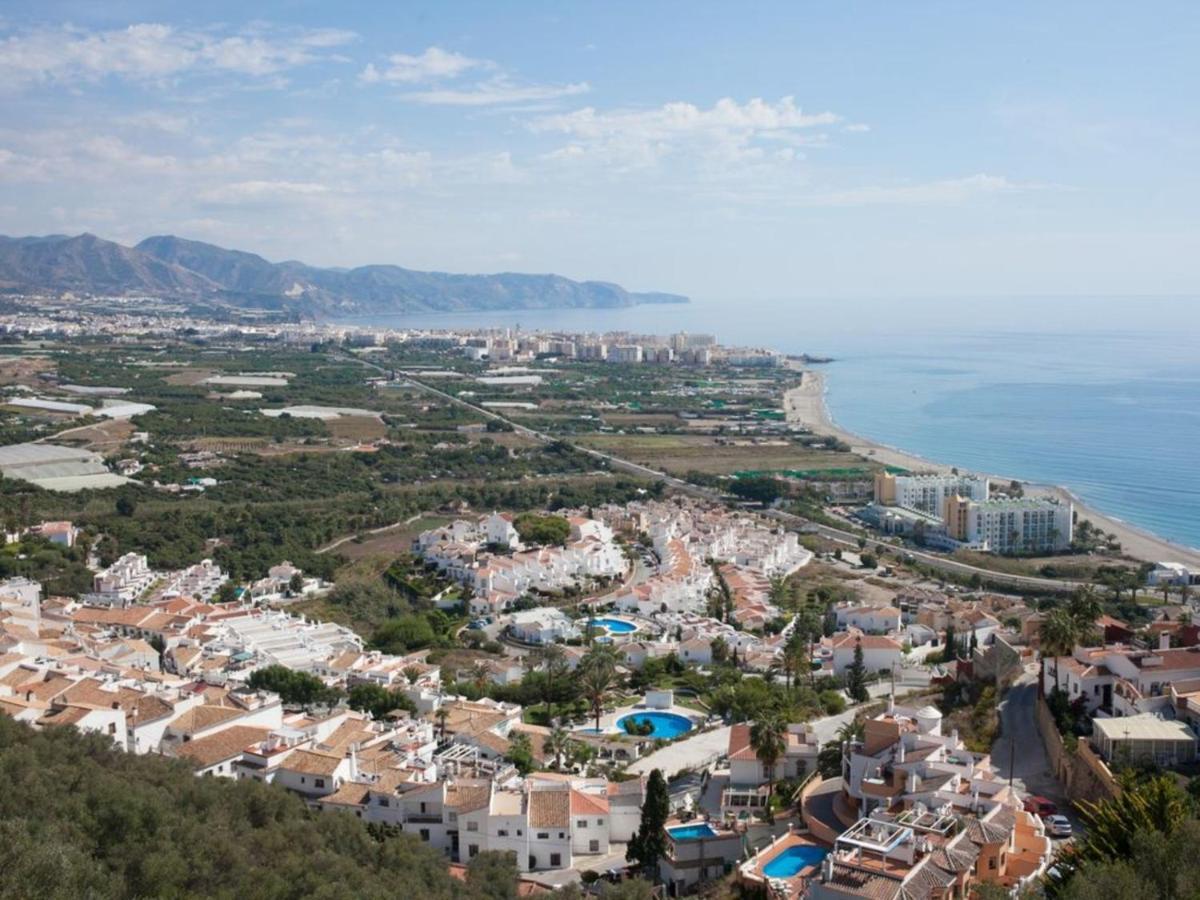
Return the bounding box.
[783,364,1200,569]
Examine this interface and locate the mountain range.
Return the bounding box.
[0,233,687,315]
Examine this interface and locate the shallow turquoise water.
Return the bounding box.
[590,617,637,634]
[668,823,719,840]
[617,711,693,739]
[763,845,829,877]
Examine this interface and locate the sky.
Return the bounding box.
[1,1,1198,301]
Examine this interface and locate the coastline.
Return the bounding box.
[783,365,1200,569]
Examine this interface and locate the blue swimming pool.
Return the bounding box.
[616,711,694,739]
[762,845,829,878]
[590,617,637,634]
[668,823,719,841]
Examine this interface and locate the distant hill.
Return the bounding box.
[0,233,688,315]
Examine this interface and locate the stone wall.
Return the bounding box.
[1035,693,1120,805]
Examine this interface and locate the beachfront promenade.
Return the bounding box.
[340,352,1085,595]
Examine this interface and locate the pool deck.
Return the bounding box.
[579,702,707,737]
[741,831,830,897]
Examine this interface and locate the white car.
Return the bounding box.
[1043,814,1073,838]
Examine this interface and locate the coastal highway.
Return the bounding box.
[344,354,1082,595]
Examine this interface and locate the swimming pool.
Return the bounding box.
[668,823,719,841]
[589,617,637,634]
[762,845,829,878]
[616,711,694,739]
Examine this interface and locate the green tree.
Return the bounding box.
[846,639,869,703]
[1039,608,1078,693]
[247,665,342,707]
[750,716,788,822]
[545,725,573,770]
[466,851,520,900]
[578,653,617,733]
[347,683,415,720]
[513,513,571,546]
[505,731,536,775]
[626,769,669,877]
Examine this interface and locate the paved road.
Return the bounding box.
[992,672,1064,804]
[343,353,1081,595]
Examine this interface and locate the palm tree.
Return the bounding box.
[769,574,792,609]
[1039,608,1078,694]
[1066,585,1103,643]
[468,662,490,694]
[530,643,568,721]
[750,716,788,822]
[579,662,616,733]
[402,665,422,686]
[545,725,573,770]
[435,706,450,743]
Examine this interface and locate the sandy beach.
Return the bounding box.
[783,365,1200,569]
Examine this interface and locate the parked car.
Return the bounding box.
[1043,814,1073,838]
[1023,795,1057,817]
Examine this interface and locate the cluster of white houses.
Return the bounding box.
[594,498,813,624]
[415,512,628,617]
[864,472,1074,555]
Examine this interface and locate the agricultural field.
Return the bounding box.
[575,432,867,476]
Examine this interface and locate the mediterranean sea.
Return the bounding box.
[341,296,1200,550]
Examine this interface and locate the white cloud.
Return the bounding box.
[361,44,586,107]
[359,46,489,84]
[0,23,356,87]
[402,77,590,107]
[532,96,837,172]
[844,123,871,133]
[809,174,1020,207]
[198,180,331,204]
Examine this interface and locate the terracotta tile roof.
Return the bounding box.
[822,865,903,899]
[965,817,1011,846]
[167,704,243,736]
[728,722,758,761]
[320,781,372,808]
[528,789,570,828]
[281,749,344,777]
[569,789,610,816]
[173,725,270,769]
[37,703,99,728]
[445,782,491,813]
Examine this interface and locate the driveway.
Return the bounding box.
[992,672,1063,803]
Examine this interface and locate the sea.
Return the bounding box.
[338,295,1200,551]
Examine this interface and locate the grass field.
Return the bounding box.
[327,415,387,442]
[575,433,863,476]
[332,515,454,563]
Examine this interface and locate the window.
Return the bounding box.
[537,832,549,840]
[597,818,604,826]
[550,853,562,867]
[498,829,509,837]
[379,797,390,807]
[577,819,588,828]
[467,821,479,832]
[420,802,427,813]
[469,845,479,858]
[589,839,600,853]
[315,778,326,789]
[420,829,430,842]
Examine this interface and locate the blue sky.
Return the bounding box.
[1,1,1197,300]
